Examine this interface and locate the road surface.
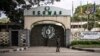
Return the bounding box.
[0,47,100,56]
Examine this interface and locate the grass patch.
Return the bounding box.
[71,40,100,45]
[72,45,100,48]
[71,40,100,48]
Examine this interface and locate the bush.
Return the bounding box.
[71,40,100,45]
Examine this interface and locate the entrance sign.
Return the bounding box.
[45,6,50,11]
[80,32,100,39]
[33,6,62,16]
[24,6,71,16]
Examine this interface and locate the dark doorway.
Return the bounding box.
[30,24,65,47]
[11,31,18,46]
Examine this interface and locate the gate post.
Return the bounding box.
[65,29,71,48]
[26,29,30,47]
[18,29,30,47]
[9,30,11,47]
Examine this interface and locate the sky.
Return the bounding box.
[0,0,100,19]
[0,11,7,19]
[54,0,100,10]
[53,0,100,16]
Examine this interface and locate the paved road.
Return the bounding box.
[0,47,100,56]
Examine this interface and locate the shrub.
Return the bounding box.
[71,40,100,45]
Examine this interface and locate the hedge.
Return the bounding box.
[71,40,100,45]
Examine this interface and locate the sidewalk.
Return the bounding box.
[0,48,13,53]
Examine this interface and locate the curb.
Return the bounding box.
[0,47,28,53]
[71,47,100,53]
[0,50,10,53]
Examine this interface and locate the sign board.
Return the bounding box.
[80,31,100,39]
[24,6,71,16]
[32,6,62,16]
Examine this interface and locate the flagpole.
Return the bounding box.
[80,1,83,28]
[85,1,90,31]
[72,1,74,22]
[72,1,74,17]
[71,1,73,29]
[93,2,96,29]
[80,1,83,29]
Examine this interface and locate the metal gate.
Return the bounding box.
[30,24,65,47]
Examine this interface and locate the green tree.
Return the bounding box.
[0,0,60,29]
[72,3,100,31]
[72,4,99,21]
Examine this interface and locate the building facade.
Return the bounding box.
[24,6,71,47]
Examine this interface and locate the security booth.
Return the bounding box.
[9,29,29,47]
[0,23,29,47]
[0,29,30,47]
[24,6,71,47]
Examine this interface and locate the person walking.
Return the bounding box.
[56,36,60,52]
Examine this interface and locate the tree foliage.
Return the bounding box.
[0,0,60,28]
[72,3,100,22]
[0,0,25,24]
[72,3,100,30]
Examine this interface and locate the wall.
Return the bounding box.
[0,32,9,46]
[24,16,70,30]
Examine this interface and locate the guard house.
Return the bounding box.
[24,6,71,47]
